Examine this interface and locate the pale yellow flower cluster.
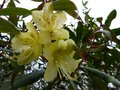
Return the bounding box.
[12,22,43,65]
[11,2,80,82]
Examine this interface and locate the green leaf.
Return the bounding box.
[81,67,120,87]
[7,0,19,26]
[0,7,31,15]
[53,0,80,19]
[8,15,18,26]
[95,30,112,43]
[79,43,88,52]
[89,72,107,90]
[14,0,20,3]
[76,21,84,40]
[9,59,17,68]
[0,18,20,35]
[66,10,78,19]
[0,70,45,90]
[0,40,7,45]
[105,9,117,27]
[109,49,120,64]
[82,29,92,43]
[11,66,23,87]
[112,27,120,36]
[74,21,84,45]
[69,80,78,90]
[7,0,16,8]
[53,0,77,11]
[97,17,103,23]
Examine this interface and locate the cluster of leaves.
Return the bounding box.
[0,0,120,90]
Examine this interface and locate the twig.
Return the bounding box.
[81,35,96,64]
[0,0,6,9]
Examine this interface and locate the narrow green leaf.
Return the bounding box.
[12,70,44,89]
[0,7,31,15]
[112,28,120,36]
[7,0,18,26]
[76,21,84,40]
[0,70,45,90]
[7,0,16,8]
[0,40,7,45]
[9,59,17,68]
[0,18,20,35]
[53,0,77,11]
[8,15,18,26]
[79,43,88,52]
[82,29,92,43]
[14,0,20,3]
[66,10,78,19]
[95,30,112,43]
[81,67,120,87]
[11,66,23,87]
[89,73,107,90]
[109,49,120,66]
[69,80,78,90]
[105,9,117,27]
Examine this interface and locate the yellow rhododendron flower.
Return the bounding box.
[11,22,43,65]
[32,2,69,44]
[11,2,80,82]
[43,39,80,82]
[32,2,67,31]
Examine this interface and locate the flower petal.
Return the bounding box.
[54,11,67,29]
[43,42,57,62]
[39,31,51,45]
[65,39,76,54]
[11,33,32,52]
[32,11,46,31]
[44,62,57,82]
[43,2,53,20]
[26,22,38,39]
[16,48,34,65]
[53,29,69,40]
[60,55,79,73]
[57,40,67,51]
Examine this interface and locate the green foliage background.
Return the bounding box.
[0,0,120,90]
